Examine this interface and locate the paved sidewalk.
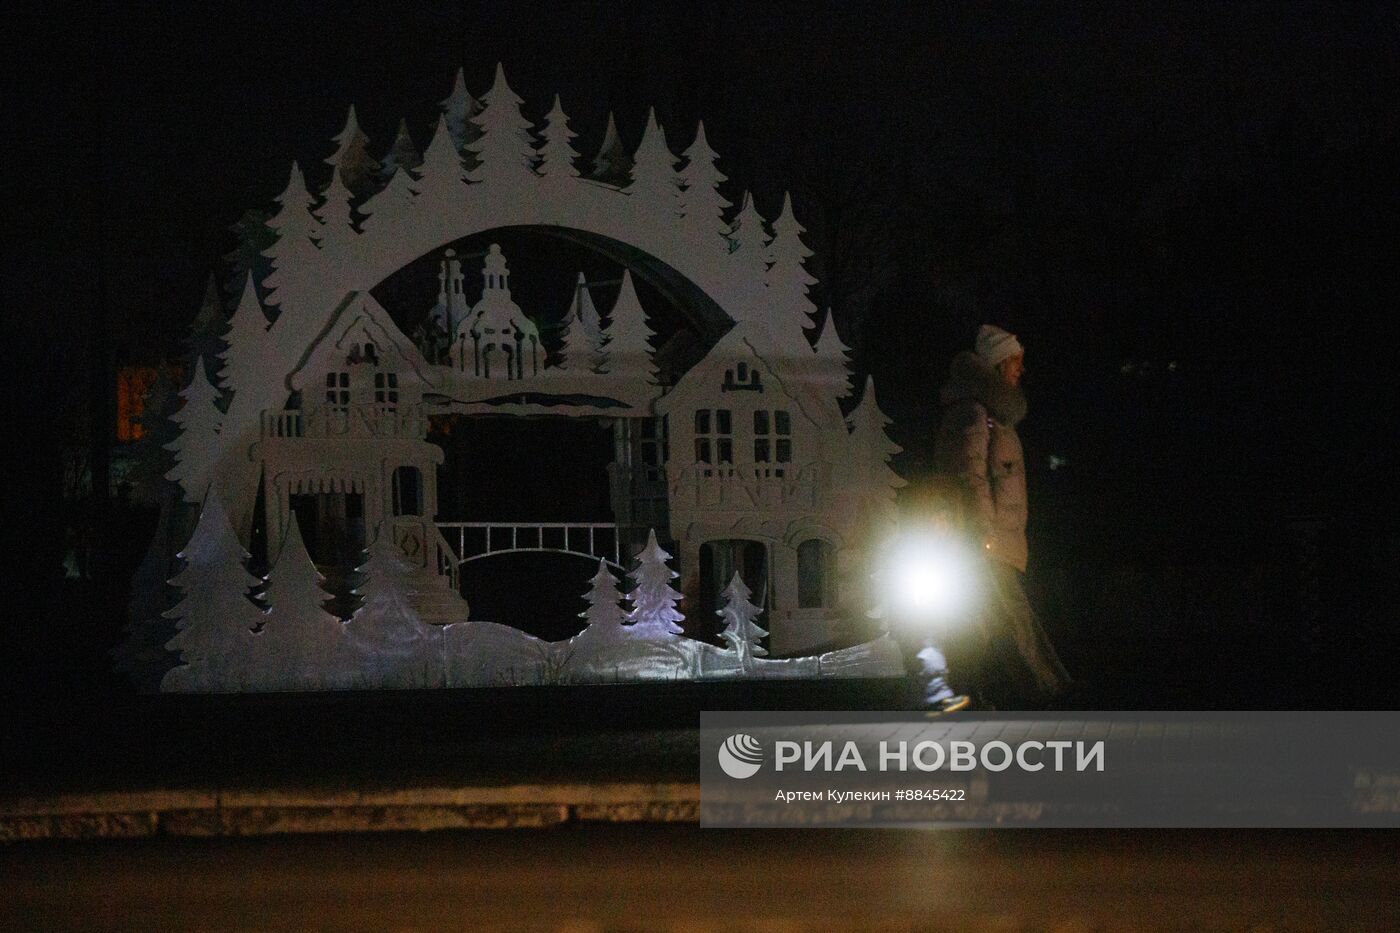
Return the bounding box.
[0,779,703,841]
[3,677,914,842]
[2,727,703,841]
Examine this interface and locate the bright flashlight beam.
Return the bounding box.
[879,530,977,627]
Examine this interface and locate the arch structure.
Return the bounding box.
[439,521,631,572]
[191,66,904,657]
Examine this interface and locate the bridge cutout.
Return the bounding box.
[438,521,632,571]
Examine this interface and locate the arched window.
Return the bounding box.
[699,539,769,621]
[392,466,423,517]
[797,539,834,609]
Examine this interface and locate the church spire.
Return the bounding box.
[430,248,469,343]
[481,242,510,294]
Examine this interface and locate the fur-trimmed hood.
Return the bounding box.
[939,351,1027,426]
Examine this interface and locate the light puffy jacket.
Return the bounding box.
[933,351,1030,572]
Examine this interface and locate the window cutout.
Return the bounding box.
[325,371,350,407]
[722,362,764,393]
[695,409,732,465]
[797,539,834,609]
[637,416,667,470]
[753,409,792,466]
[391,466,423,517]
[374,372,399,406]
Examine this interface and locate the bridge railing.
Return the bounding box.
[436,521,633,569]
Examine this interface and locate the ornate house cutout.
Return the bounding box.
[132,65,907,691]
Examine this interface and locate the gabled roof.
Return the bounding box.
[287,291,439,392]
[656,321,843,430]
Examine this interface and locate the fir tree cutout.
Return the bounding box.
[765,192,820,344]
[678,121,730,254]
[537,94,580,182]
[625,529,685,637]
[590,111,633,185]
[345,524,445,689]
[559,272,605,373]
[603,270,657,384]
[628,109,680,219]
[161,493,265,692]
[164,357,223,504]
[718,572,768,672]
[813,308,854,400]
[379,119,422,181]
[250,513,347,691]
[415,115,467,208]
[325,104,379,196]
[262,162,322,312]
[467,63,536,186]
[220,274,270,407]
[729,191,771,295]
[439,66,483,155]
[847,376,906,523]
[579,558,628,640]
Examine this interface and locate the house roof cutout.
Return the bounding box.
[287,292,439,392]
[657,323,842,431]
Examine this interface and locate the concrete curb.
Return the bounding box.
[0,782,702,842]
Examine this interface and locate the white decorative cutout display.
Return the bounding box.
[117,64,914,691]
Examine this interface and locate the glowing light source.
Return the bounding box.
[875,529,979,629]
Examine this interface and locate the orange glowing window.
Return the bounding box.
[116,366,160,442]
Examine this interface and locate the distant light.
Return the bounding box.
[1049,455,1067,470]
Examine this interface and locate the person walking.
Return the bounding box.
[933,324,1071,708]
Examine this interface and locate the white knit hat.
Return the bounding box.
[975,324,1024,368]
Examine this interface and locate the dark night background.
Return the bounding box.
[9,1,1400,719]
